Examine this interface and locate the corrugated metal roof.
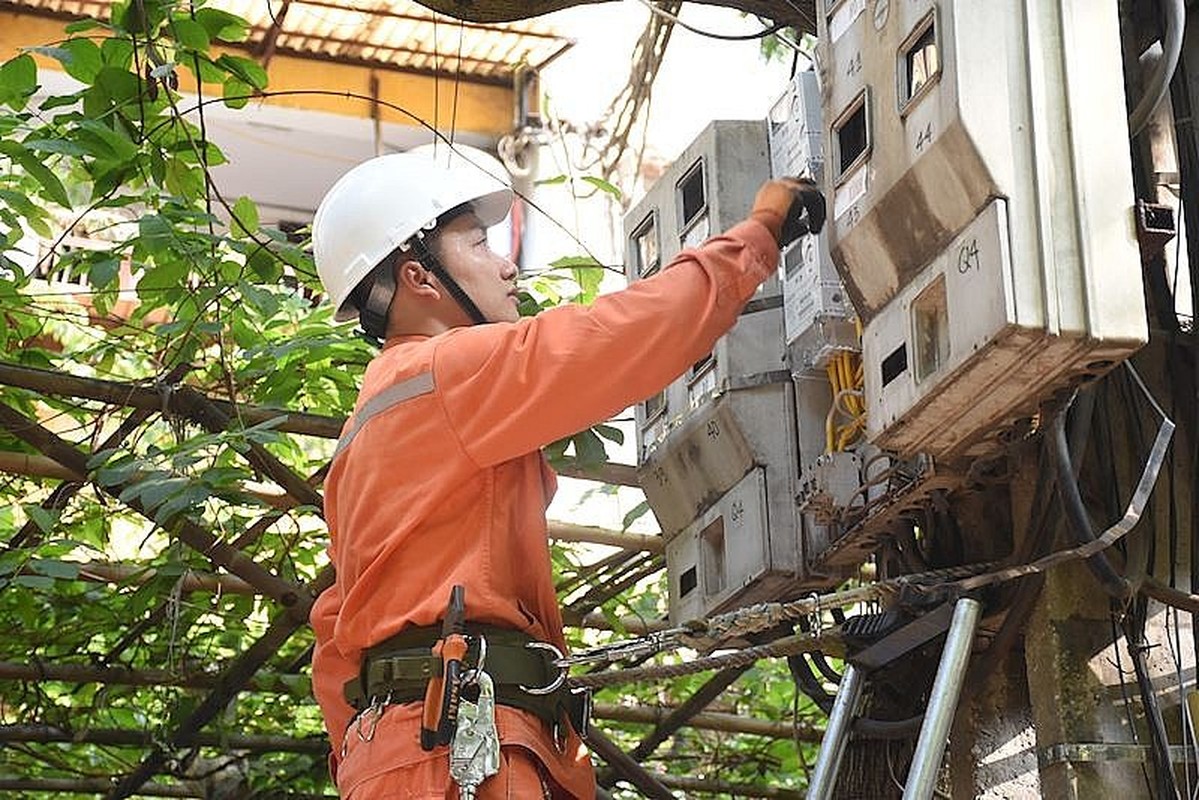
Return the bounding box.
[5,0,573,84]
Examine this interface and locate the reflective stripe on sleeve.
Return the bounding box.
[333,371,434,460]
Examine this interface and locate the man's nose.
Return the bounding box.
[500,258,518,281]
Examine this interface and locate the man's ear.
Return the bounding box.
[395,258,440,300]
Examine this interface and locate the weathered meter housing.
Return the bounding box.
[768,69,864,578]
[623,120,807,623]
[769,69,857,376]
[815,0,1147,459]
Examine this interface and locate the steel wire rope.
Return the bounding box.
[567,629,842,689]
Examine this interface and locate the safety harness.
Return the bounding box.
[343,621,591,743]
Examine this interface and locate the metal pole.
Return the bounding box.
[808,663,866,799]
[902,596,983,800]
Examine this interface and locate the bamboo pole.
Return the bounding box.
[0,663,820,742]
[0,404,308,613]
[548,519,663,552]
[0,361,639,485]
[0,779,200,798]
[654,772,805,799]
[593,702,824,741]
[0,724,327,753]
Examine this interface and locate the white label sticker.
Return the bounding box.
[829,0,866,42]
[835,164,868,220]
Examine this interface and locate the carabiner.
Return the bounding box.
[520,641,568,696]
[462,634,489,686]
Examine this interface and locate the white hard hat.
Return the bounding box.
[312,149,513,322]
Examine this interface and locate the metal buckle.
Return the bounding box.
[354,691,391,744]
[462,634,488,687]
[519,641,567,696]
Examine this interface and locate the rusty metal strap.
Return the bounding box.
[949,411,1173,594]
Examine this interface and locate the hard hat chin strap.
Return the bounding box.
[356,228,489,345]
[408,236,489,327]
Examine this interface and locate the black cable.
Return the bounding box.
[1123,600,1183,800]
[1051,403,1132,599]
[632,0,788,41]
[786,652,833,714]
[809,651,842,685]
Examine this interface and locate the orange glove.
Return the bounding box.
[750,177,826,247]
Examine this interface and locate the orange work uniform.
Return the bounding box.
[311,218,781,798]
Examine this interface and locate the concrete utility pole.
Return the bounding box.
[947,5,1199,796]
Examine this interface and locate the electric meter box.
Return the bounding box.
[815,0,1147,458]
[646,383,809,622]
[625,119,774,291]
[625,120,785,466]
[768,69,857,374]
[641,384,799,539]
[666,468,803,624]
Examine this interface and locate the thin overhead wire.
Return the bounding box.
[631,0,789,41]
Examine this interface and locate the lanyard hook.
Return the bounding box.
[520,641,568,696]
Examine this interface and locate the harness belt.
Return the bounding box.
[344,623,590,738]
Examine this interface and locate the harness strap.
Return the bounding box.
[345,624,585,734]
[333,371,434,460]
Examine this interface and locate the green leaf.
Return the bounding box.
[61,38,103,83]
[572,428,608,467]
[78,117,138,161]
[22,504,60,534]
[65,18,103,33]
[547,255,601,269]
[216,54,267,90]
[137,214,174,250]
[88,257,121,291]
[241,282,279,317]
[594,423,624,445]
[582,175,622,199]
[231,195,258,238]
[90,66,141,110]
[194,7,249,42]
[571,264,603,304]
[164,158,206,200]
[23,46,71,68]
[40,92,82,111]
[171,17,211,50]
[24,138,88,157]
[100,36,134,70]
[0,141,70,207]
[30,558,81,580]
[621,499,651,531]
[13,575,54,591]
[535,174,568,186]
[222,77,251,109]
[0,188,51,236]
[0,54,37,111]
[246,246,282,282]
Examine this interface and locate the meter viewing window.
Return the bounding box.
[642,390,665,422]
[689,352,715,382]
[631,213,660,277]
[900,15,939,109]
[701,517,726,595]
[833,93,870,178]
[677,160,707,229]
[912,275,950,382]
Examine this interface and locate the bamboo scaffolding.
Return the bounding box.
[0,361,639,485]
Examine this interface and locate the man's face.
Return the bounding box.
[432,212,521,324]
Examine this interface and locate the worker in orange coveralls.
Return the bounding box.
[308,148,824,799]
